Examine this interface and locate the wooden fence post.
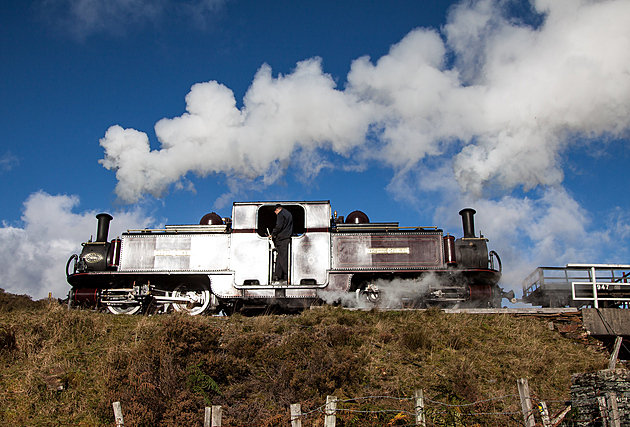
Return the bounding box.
[204,407,212,427]
[112,401,124,427]
[324,395,337,427]
[597,396,608,427]
[517,378,536,427]
[606,393,621,427]
[290,403,302,427]
[211,405,222,427]
[414,389,426,427]
[538,401,551,427]
[551,405,572,426]
[608,336,623,370]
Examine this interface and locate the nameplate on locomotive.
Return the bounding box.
[83,252,104,263]
[366,247,410,255]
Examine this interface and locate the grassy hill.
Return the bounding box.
[0,289,613,426]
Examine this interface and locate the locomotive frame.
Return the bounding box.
[66,200,506,314]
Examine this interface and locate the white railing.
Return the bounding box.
[569,264,630,309]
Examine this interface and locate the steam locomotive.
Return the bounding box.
[66,201,508,314]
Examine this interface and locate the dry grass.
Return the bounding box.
[0,292,612,426]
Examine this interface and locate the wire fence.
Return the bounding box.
[111,370,629,426]
[287,389,557,427]
[111,378,589,427]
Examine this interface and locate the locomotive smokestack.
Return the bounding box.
[459,208,476,238]
[95,213,113,243]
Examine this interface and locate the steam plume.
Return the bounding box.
[100,0,630,203]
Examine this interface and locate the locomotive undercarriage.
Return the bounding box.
[100,283,211,315]
[68,274,214,315]
[350,271,506,309]
[67,268,506,315]
[214,296,318,315]
[68,263,506,315]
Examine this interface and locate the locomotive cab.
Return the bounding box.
[227,201,331,291]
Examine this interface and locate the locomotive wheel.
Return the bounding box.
[172,282,211,316]
[106,303,142,315]
[356,283,381,306]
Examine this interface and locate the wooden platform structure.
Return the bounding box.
[582,308,630,336]
[523,264,630,308]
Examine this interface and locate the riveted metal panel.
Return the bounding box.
[154,235,191,270]
[190,235,230,270]
[285,288,318,298]
[243,289,276,298]
[291,232,329,284]
[231,233,269,285]
[305,203,331,229]
[119,234,230,272]
[331,232,444,270]
[209,273,240,298]
[119,235,156,271]
[232,204,258,230]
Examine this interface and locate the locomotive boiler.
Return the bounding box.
[66,201,507,314]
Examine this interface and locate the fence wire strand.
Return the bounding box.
[292,391,561,423]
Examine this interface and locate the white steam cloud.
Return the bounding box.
[318,275,451,309]
[0,192,152,300]
[100,0,630,204]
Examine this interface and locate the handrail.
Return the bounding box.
[571,265,630,308]
[523,264,630,307]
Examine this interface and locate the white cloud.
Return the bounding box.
[0,151,19,173]
[449,0,630,195]
[99,0,630,205]
[427,184,615,295]
[0,192,152,300]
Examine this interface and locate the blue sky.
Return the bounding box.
[1,0,629,300]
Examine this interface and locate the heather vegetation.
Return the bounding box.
[0,289,612,426]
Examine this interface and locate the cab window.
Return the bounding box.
[257,205,305,237]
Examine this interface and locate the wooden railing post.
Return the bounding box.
[324,396,337,427]
[211,405,222,427]
[414,389,426,427]
[112,401,124,427]
[517,378,535,427]
[290,403,302,427]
